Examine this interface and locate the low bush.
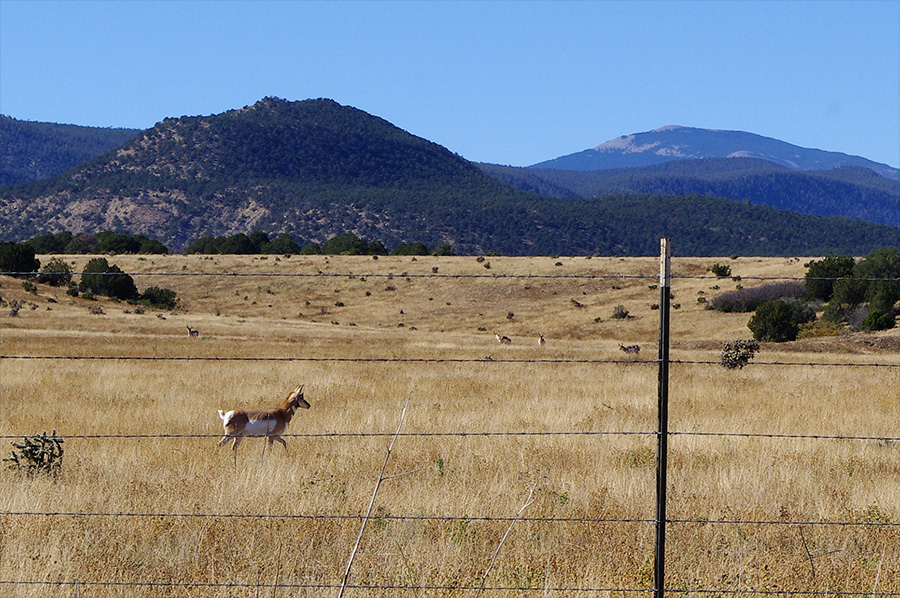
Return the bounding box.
[4,431,64,477]
[861,310,895,332]
[709,263,732,277]
[36,258,73,287]
[140,286,179,310]
[611,305,630,319]
[709,282,804,313]
[720,339,760,369]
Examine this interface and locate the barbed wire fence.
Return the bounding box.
[2,242,899,595]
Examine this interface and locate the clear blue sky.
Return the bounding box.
[2,0,898,168]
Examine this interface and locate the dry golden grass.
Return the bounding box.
[1,254,898,596]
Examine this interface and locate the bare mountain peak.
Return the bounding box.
[540,126,898,179]
[651,125,690,132]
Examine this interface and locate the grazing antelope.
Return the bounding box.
[619,343,641,355]
[538,333,545,347]
[187,326,199,337]
[217,385,310,453]
[495,332,512,345]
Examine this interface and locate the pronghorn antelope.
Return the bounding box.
[538,333,545,347]
[217,385,310,452]
[187,326,199,337]
[619,343,641,355]
[495,332,512,345]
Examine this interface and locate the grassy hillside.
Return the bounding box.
[1,254,897,594]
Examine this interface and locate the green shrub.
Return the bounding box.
[79,258,139,300]
[804,255,855,302]
[36,258,73,287]
[747,300,815,342]
[861,310,895,332]
[141,286,179,310]
[709,263,731,277]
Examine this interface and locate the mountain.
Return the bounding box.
[2,98,899,256]
[480,157,900,227]
[0,115,142,186]
[532,125,900,180]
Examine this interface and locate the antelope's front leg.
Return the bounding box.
[268,435,288,450]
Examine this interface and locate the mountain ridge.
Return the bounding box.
[2,98,898,256]
[480,156,900,227]
[532,125,899,180]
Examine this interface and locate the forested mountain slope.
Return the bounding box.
[0,115,141,185]
[480,158,900,227]
[2,98,898,255]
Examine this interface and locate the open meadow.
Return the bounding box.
[1,253,898,596]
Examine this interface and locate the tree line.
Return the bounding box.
[0,242,177,310]
[707,248,900,341]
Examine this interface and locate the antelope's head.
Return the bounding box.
[287,385,311,412]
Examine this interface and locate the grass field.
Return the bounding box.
[1,253,898,596]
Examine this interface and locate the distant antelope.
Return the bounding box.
[217,384,310,453]
[187,326,199,337]
[538,333,545,347]
[619,343,641,355]
[495,332,512,345]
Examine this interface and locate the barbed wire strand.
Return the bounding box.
[0,510,650,524]
[0,579,651,594]
[0,431,896,441]
[0,430,896,441]
[0,580,895,595]
[2,355,898,368]
[3,269,899,283]
[1,510,896,528]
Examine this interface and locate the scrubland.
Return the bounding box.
[1,254,897,596]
